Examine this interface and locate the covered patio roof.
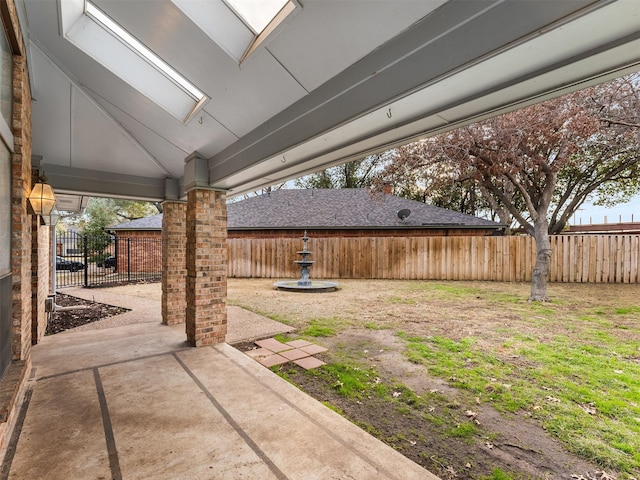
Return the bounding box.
[18,0,640,201]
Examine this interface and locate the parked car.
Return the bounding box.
[97,256,117,268]
[56,256,85,272]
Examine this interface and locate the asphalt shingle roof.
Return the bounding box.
[109,189,503,230]
[108,213,163,230]
[228,189,501,229]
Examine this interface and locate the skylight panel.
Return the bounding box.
[172,0,297,64]
[84,2,205,101]
[225,0,288,34]
[59,1,208,123]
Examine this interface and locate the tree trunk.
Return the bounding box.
[530,217,552,302]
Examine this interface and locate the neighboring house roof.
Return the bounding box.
[228,189,502,229]
[109,214,164,231]
[108,189,503,231]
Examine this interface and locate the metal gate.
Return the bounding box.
[56,233,162,288]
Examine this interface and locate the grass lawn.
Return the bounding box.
[229,279,640,479]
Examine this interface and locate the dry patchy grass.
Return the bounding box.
[229,279,640,479]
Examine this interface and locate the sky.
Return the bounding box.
[571,195,640,225]
[280,176,640,226]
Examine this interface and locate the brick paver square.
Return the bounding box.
[245,348,273,359]
[286,340,313,348]
[255,338,292,353]
[249,338,330,370]
[259,354,289,367]
[300,344,328,355]
[294,357,326,370]
[280,349,311,361]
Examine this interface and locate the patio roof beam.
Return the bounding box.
[206,0,604,187]
[45,164,166,201]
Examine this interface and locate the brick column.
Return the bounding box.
[11,54,33,360]
[30,168,53,345]
[185,189,227,346]
[30,215,50,344]
[161,201,187,325]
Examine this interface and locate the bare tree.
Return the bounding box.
[295,155,387,189]
[378,74,640,301]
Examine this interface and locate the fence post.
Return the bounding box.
[83,235,89,287]
[127,238,131,282]
[114,238,119,275]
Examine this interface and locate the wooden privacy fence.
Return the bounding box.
[227,235,640,283]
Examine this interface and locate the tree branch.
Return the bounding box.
[601,118,640,129]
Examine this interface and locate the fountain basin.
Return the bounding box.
[275,230,338,293]
[274,280,339,293]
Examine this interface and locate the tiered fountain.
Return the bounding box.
[274,231,339,292]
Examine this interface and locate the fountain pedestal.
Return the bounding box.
[274,231,338,293]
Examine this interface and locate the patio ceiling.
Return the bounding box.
[17,0,640,201]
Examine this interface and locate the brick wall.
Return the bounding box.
[1,0,34,456]
[228,228,499,239]
[10,30,32,363]
[115,231,162,273]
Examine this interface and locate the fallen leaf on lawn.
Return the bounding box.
[430,388,439,394]
[613,370,623,374]
[465,410,478,418]
[409,440,417,446]
[532,405,542,411]
[546,396,561,403]
[475,397,481,404]
[465,463,472,469]
[428,406,435,412]
[581,404,597,415]
[363,349,369,353]
[485,442,494,450]
[392,391,401,397]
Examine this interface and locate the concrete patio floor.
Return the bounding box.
[3,321,439,479]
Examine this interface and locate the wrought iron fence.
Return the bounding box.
[56,233,162,288]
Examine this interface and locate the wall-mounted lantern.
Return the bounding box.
[42,207,60,226]
[29,180,56,216]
